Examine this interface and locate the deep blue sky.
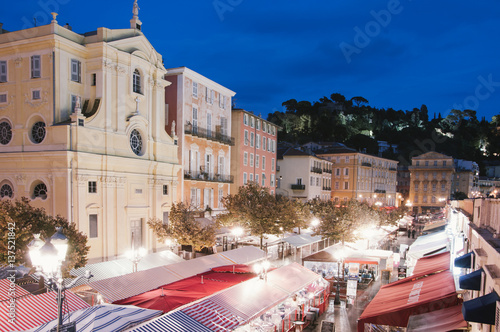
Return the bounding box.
[3,0,500,121]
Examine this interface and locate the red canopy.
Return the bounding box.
[211,264,255,273]
[114,266,256,313]
[406,304,467,332]
[357,271,458,332]
[411,252,450,276]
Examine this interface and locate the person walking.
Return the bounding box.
[412,228,416,239]
[407,227,411,238]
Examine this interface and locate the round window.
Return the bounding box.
[32,121,46,144]
[130,129,143,155]
[0,184,13,198]
[33,183,47,199]
[0,121,12,145]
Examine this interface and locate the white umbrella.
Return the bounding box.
[27,304,162,332]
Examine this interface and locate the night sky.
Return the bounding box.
[3,0,500,121]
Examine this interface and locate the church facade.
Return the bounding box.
[0,7,180,262]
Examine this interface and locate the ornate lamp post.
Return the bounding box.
[28,228,92,332]
[125,232,147,273]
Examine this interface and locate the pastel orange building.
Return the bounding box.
[230,109,278,194]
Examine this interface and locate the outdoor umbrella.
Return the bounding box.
[27,304,162,332]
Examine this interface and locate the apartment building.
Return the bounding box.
[452,159,479,198]
[230,109,278,194]
[0,9,180,261]
[165,67,235,214]
[276,146,332,202]
[397,165,411,204]
[408,151,454,214]
[451,198,500,332]
[317,146,398,206]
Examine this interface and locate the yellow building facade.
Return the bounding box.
[317,147,398,206]
[408,151,454,214]
[0,12,180,262]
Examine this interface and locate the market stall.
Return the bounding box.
[114,265,257,313]
[406,304,467,332]
[0,289,90,332]
[89,246,266,303]
[27,304,162,332]
[131,263,329,332]
[357,270,459,332]
[410,251,450,277]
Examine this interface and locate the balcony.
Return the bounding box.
[291,184,306,190]
[311,167,323,174]
[323,168,332,174]
[185,124,235,146]
[374,189,386,193]
[323,186,332,191]
[389,167,397,171]
[184,171,234,183]
[362,162,372,167]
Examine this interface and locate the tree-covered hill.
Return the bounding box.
[266,93,499,173]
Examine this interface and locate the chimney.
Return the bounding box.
[0,23,3,34]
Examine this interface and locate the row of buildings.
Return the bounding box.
[0,5,496,263]
[0,9,278,262]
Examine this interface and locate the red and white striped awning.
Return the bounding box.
[0,290,90,332]
[89,266,181,303]
[182,299,244,332]
[0,279,30,301]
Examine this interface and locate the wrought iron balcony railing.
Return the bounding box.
[184,124,235,146]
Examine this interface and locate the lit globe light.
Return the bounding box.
[231,226,244,237]
[310,218,320,227]
[50,227,69,263]
[262,260,270,271]
[138,247,147,258]
[164,238,172,246]
[334,250,344,261]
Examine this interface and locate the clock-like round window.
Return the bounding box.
[32,121,46,144]
[0,184,13,198]
[0,121,12,145]
[130,129,143,156]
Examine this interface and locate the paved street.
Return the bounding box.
[303,230,417,332]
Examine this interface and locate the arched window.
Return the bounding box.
[0,183,13,198]
[0,121,12,145]
[133,69,142,94]
[33,182,47,199]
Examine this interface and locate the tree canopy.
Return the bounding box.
[0,198,89,276]
[147,202,216,258]
[268,92,499,174]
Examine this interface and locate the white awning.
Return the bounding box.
[282,234,323,248]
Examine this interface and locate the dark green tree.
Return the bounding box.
[147,202,216,258]
[0,198,89,276]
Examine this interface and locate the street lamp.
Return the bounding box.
[253,260,271,281]
[125,246,147,273]
[28,228,92,332]
[231,226,243,249]
[334,250,344,305]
